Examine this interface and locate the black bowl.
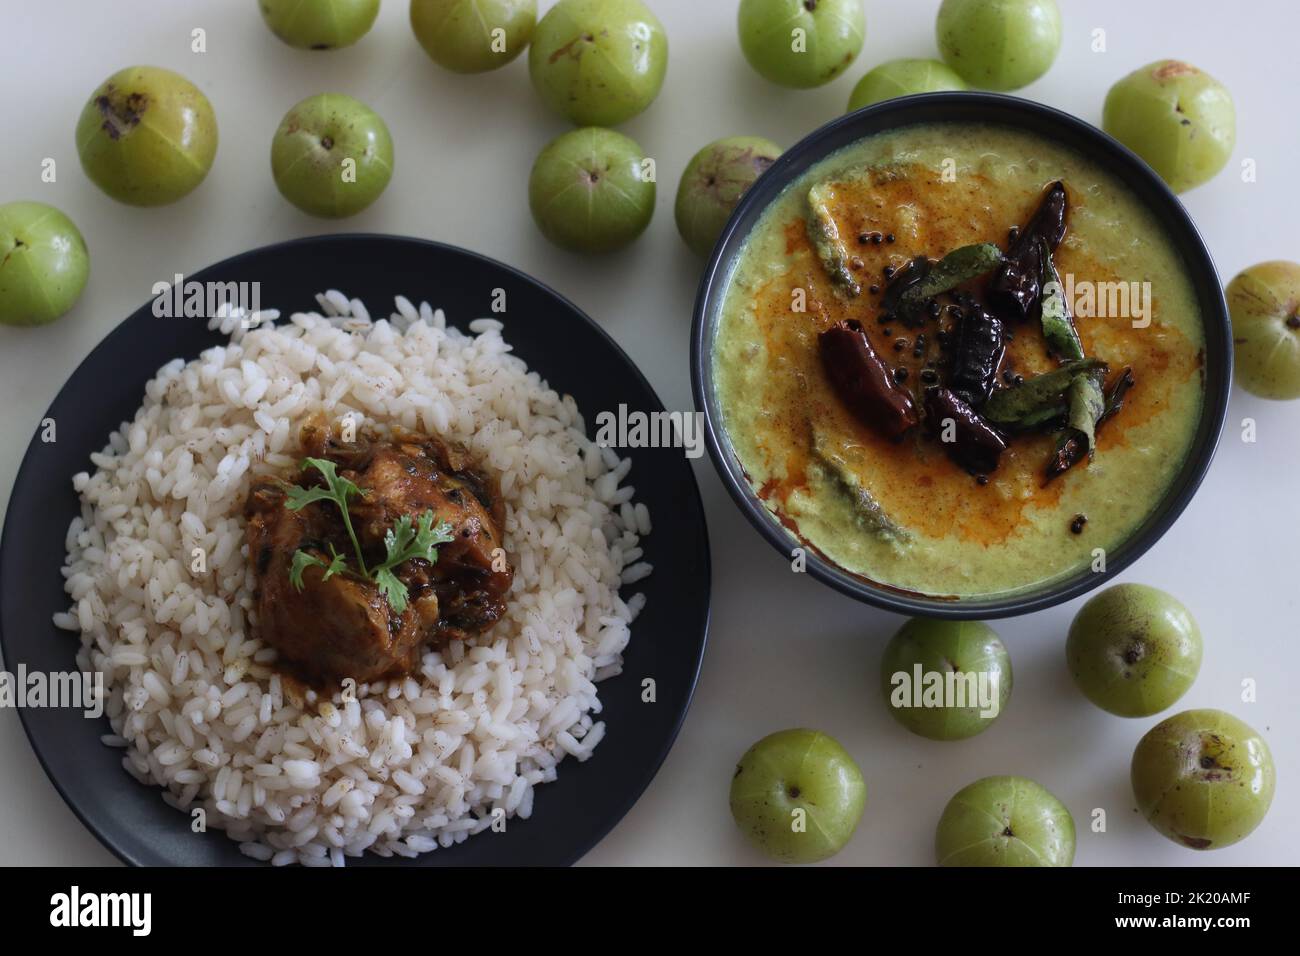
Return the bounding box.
[0,234,711,865]
[691,92,1231,619]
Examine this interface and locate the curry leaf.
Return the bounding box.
[1044,370,1109,481]
[1000,400,1068,433]
[900,242,1003,317]
[983,358,1107,424]
[1064,371,1106,455]
[1037,238,1085,361]
[1099,366,1136,427]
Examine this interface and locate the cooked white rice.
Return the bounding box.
[54,291,650,865]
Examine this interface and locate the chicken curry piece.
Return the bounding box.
[245,423,513,688]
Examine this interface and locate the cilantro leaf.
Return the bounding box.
[380,511,456,570]
[282,457,370,577]
[382,513,418,566]
[284,485,337,510]
[278,455,456,615]
[285,457,363,511]
[288,544,346,591]
[369,511,455,615]
[374,568,409,614]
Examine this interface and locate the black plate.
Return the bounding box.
[692,92,1231,619]
[0,235,710,866]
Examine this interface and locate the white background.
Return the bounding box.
[0,0,1295,866]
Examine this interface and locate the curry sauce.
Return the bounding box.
[713,124,1205,598]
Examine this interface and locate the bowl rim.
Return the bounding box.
[689,91,1232,619]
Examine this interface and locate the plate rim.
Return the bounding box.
[0,232,712,867]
